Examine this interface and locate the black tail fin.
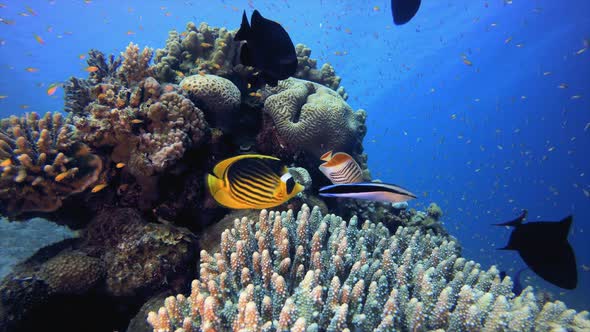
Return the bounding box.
[557,215,573,241]
[234,11,250,41]
[493,209,527,227]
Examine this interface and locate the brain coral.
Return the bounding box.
[261,78,365,157]
[180,74,241,127]
[0,112,102,218]
[147,205,590,332]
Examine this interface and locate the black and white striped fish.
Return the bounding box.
[319,182,417,203]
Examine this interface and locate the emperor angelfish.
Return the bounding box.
[494,210,578,290]
[319,182,417,203]
[391,0,422,25]
[234,10,297,87]
[207,154,304,209]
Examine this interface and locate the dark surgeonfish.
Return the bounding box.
[319,182,417,203]
[391,0,422,25]
[234,10,297,87]
[494,210,577,290]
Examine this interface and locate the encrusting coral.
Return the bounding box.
[260,78,365,157]
[0,112,102,218]
[294,44,347,100]
[147,205,590,332]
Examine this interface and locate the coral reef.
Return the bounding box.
[0,208,198,332]
[147,205,590,331]
[260,78,365,157]
[71,44,208,177]
[153,23,240,83]
[294,44,347,100]
[180,74,241,128]
[0,112,102,218]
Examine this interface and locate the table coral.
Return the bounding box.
[261,78,365,157]
[147,205,590,332]
[180,74,241,127]
[0,112,102,218]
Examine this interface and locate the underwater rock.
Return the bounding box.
[0,112,102,219]
[147,205,590,332]
[260,78,365,157]
[393,201,409,210]
[180,74,241,128]
[288,166,312,189]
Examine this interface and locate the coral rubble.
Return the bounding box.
[147,205,590,331]
[0,112,102,218]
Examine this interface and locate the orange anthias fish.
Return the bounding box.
[46,83,59,96]
[34,34,45,45]
[85,66,99,72]
[207,154,304,209]
[318,150,363,184]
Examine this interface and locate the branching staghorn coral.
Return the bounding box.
[119,42,154,85]
[147,205,590,332]
[0,112,102,218]
[260,78,365,157]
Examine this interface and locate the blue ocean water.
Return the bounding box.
[0,0,588,312]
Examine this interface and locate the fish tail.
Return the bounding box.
[493,209,527,226]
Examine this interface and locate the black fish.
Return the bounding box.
[391,0,422,25]
[494,210,577,290]
[234,10,297,87]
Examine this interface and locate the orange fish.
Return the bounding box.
[34,34,45,45]
[91,183,107,193]
[201,42,213,48]
[116,162,126,169]
[126,30,135,35]
[131,119,143,124]
[20,104,30,109]
[85,66,99,72]
[25,67,39,72]
[0,159,12,167]
[462,58,473,66]
[26,6,38,16]
[47,83,59,96]
[55,171,69,182]
[318,151,363,184]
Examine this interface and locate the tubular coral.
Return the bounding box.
[261,78,365,157]
[147,205,590,332]
[0,112,102,218]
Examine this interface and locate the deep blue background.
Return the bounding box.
[1,0,588,309]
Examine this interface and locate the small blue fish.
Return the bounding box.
[319,182,416,203]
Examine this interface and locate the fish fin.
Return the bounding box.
[391,0,422,25]
[557,215,573,240]
[251,9,263,26]
[212,154,275,178]
[234,10,250,41]
[320,150,333,162]
[240,43,254,67]
[493,209,527,226]
[207,173,223,196]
